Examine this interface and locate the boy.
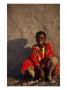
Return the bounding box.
[21,31,60,82]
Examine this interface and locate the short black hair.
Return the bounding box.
[36,31,46,39]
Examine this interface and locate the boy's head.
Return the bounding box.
[36,31,46,47]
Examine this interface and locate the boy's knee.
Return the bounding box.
[28,69,35,78]
[51,57,59,65]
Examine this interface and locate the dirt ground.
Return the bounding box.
[7,77,60,86]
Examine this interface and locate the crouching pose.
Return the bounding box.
[21,31,60,82]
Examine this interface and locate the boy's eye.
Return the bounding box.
[40,37,43,39]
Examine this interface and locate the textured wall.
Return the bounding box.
[7,4,60,78]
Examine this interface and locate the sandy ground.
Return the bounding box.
[7,77,60,86]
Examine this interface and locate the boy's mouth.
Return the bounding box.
[38,41,44,45]
[38,41,45,47]
[39,41,43,44]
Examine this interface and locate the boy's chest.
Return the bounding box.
[36,46,48,61]
[37,46,47,55]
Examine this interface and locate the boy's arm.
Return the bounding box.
[31,45,40,66]
[45,43,53,59]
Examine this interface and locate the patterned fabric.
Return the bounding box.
[31,43,53,66]
[21,58,34,75]
[21,43,59,77]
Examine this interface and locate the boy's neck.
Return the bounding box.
[38,43,46,49]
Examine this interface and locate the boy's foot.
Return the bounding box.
[48,79,56,84]
[50,79,56,83]
[48,76,56,83]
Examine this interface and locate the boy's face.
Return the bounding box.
[36,34,46,47]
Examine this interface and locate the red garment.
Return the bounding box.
[45,43,53,58]
[31,43,53,66]
[21,43,60,75]
[21,43,53,74]
[21,58,34,74]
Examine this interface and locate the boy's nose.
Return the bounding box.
[39,38,43,41]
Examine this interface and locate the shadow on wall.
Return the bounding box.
[7,38,32,79]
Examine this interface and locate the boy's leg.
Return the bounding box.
[47,64,55,81]
[51,57,60,78]
[28,67,35,79]
[35,66,45,80]
[47,57,60,81]
[44,59,53,81]
[40,68,45,80]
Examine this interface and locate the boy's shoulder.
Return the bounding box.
[46,42,52,46]
[32,44,39,50]
[32,44,38,46]
[45,42,53,48]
